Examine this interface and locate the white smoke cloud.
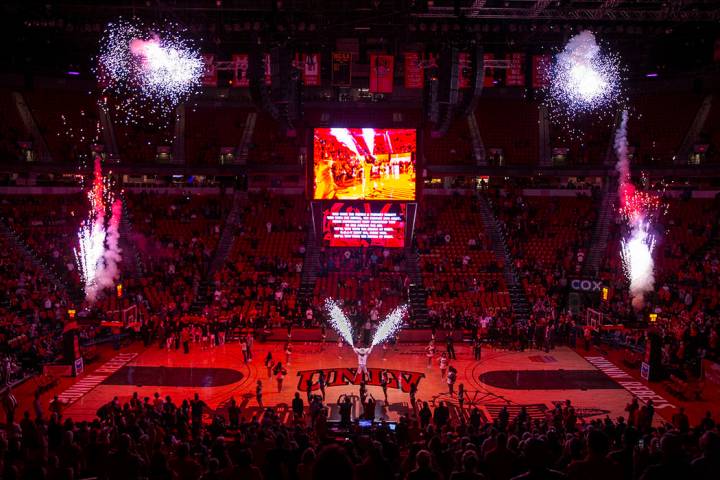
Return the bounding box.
[614,110,630,183]
[95,199,123,293]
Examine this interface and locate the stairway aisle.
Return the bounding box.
[405,248,429,325]
[191,190,246,313]
[297,228,320,311]
[467,112,486,166]
[0,220,79,305]
[119,199,144,279]
[584,182,617,277]
[477,194,532,322]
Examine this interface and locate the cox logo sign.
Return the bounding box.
[571,279,602,292]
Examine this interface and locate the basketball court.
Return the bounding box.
[22,341,689,426]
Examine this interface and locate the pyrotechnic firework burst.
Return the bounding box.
[74,157,123,303]
[74,219,106,300]
[96,18,203,126]
[614,110,665,310]
[324,299,408,348]
[324,299,356,347]
[618,187,665,224]
[621,220,657,310]
[370,304,407,347]
[543,31,625,134]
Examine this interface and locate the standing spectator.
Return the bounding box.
[450,451,486,480]
[182,327,191,354]
[433,401,449,428]
[510,438,565,480]
[625,398,639,427]
[567,430,620,480]
[240,337,248,363]
[292,392,304,419]
[446,333,456,359]
[639,433,690,480]
[339,394,352,427]
[318,370,327,400]
[246,333,254,361]
[473,336,482,361]
[106,433,147,480]
[672,407,690,433]
[297,448,316,480]
[447,366,457,395]
[691,431,720,480]
[255,380,263,409]
[306,378,313,402]
[638,400,655,431]
[380,369,389,403]
[485,433,517,480]
[265,351,274,378]
[409,382,417,408]
[276,367,285,392]
[190,393,208,437]
[227,397,240,428]
[407,450,442,480]
[419,402,432,429]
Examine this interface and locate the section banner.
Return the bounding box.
[201,53,217,87]
[404,51,424,89]
[232,53,249,87]
[302,53,321,86]
[332,52,352,87]
[369,54,394,93]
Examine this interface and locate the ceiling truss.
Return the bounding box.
[415,0,720,22]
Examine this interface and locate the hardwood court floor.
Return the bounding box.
[13,340,706,425]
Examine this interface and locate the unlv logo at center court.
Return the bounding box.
[296,367,425,393]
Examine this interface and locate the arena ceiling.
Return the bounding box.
[9,1,720,21]
[2,1,719,76]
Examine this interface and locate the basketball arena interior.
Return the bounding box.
[1,1,720,479]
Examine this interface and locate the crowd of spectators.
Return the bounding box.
[0,194,86,292]
[597,195,720,381]
[416,195,510,323]
[205,193,307,327]
[315,246,409,326]
[0,235,67,384]
[2,384,719,480]
[2,187,720,423]
[490,189,597,308]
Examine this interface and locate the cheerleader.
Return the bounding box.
[285,342,293,365]
[265,352,274,378]
[439,352,448,379]
[426,340,435,368]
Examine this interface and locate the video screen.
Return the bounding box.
[322,202,406,248]
[313,128,416,200]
